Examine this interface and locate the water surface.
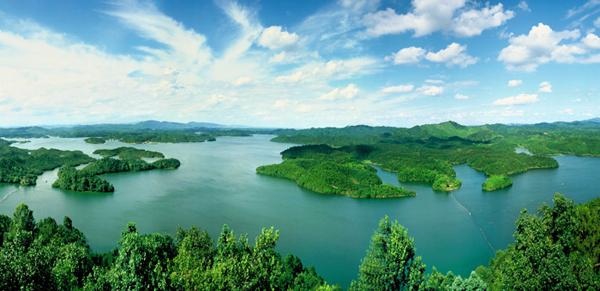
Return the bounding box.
[0,135,598,287]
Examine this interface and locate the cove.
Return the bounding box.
[0,135,598,288]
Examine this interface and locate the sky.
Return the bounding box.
[0,0,599,128]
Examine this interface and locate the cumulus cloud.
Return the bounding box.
[582,33,600,49]
[538,81,552,93]
[387,46,426,64]
[493,93,539,106]
[319,84,359,100]
[454,93,470,100]
[363,0,513,37]
[497,23,600,71]
[425,43,478,67]
[388,43,476,67]
[417,85,444,96]
[508,79,523,87]
[258,26,299,49]
[381,84,414,94]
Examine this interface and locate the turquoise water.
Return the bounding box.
[0,135,598,287]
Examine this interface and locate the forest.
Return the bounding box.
[0,137,180,192]
[0,193,597,290]
[53,156,181,192]
[262,121,600,195]
[0,139,94,186]
[257,144,415,198]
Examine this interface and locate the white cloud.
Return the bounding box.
[363,1,513,37]
[387,47,425,64]
[389,43,476,67]
[493,93,539,106]
[582,33,600,49]
[319,84,359,100]
[258,26,299,49]
[538,81,552,93]
[233,76,253,86]
[381,84,414,94]
[425,43,477,67]
[517,1,530,12]
[276,57,378,83]
[498,23,595,71]
[107,1,212,66]
[452,4,515,37]
[454,93,470,100]
[417,85,444,96]
[508,79,523,87]
[269,51,287,63]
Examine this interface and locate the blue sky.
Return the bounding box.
[0,0,599,128]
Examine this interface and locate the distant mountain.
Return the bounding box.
[134,120,225,130]
[582,118,600,124]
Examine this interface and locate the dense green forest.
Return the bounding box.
[84,137,106,144]
[0,194,596,290]
[482,175,512,191]
[0,137,180,192]
[0,139,94,186]
[257,145,415,198]
[93,147,165,160]
[263,121,600,195]
[53,156,181,192]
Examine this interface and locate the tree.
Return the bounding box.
[107,223,176,290]
[350,216,425,290]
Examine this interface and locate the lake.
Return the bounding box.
[0,135,599,287]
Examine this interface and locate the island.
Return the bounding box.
[0,138,94,186]
[257,144,415,198]
[93,147,165,160]
[482,175,513,191]
[261,120,600,195]
[53,156,181,193]
[84,137,106,144]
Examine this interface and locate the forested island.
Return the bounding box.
[0,139,94,186]
[0,193,597,289]
[257,145,414,198]
[84,137,106,144]
[0,137,180,192]
[260,120,600,196]
[482,175,512,191]
[53,154,181,193]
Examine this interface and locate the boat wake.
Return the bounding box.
[450,193,495,254]
[0,188,19,204]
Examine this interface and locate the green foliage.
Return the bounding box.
[257,157,415,198]
[93,147,164,160]
[53,155,181,192]
[53,166,115,192]
[432,175,462,192]
[350,216,425,290]
[84,137,106,144]
[477,194,600,290]
[482,175,512,191]
[0,142,94,186]
[0,204,328,290]
[263,121,584,192]
[0,195,598,290]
